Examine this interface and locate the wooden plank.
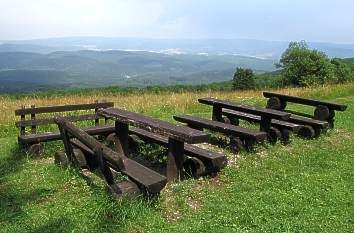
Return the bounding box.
[122,159,167,194]
[287,115,329,129]
[98,108,210,144]
[222,109,301,131]
[263,92,347,111]
[166,138,185,181]
[173,115,267,141]
[198,98,290,120]
[18,125,115,144]
[16,114,99,127]
[30,105,36,134]
[129,128,227,171]
[15,102,114,115]
[54,116,125,171]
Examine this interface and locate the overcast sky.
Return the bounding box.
[1,0,354,43]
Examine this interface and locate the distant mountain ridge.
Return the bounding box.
[1,37,354,58]
[0,49,276,93]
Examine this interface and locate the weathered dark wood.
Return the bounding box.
[198,98,291,120]
[173,115,267,141]
[287,115,328,129]
[16,114,100,127]
[266,96,287,110]
[263,92,347,111]
[166,138,185,181]
[98,108,210,144]
[30,105,36,134]
[222,109,301,131]
[57,122,77,165]
[54,116,125,170]
[129,128,227,172]
[212,105,223,121]
[20,106,26,135]
[18,125,115,145]
[314,105,330,121]
[115,121,129,156]
[55,116,167,194]
[15,102,114,115]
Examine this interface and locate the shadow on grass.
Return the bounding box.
[28,217,75,233]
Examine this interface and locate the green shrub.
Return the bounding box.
[232,68,255,90]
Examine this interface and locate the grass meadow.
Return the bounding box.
[0,83,353,232]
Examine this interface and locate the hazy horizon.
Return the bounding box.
[1,0,354,43]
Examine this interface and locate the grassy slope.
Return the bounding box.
[0,84,353,232]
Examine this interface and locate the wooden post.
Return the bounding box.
[115,121,129,157]
[166,138,185,181]
[212,105,223,122]
[95,146,115,186]
[31,105,36,134]
[94,100,99,126]
[20,106,26,135]
[259,116,272,132]
[57,124,77,165]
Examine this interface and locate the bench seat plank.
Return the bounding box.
[173,115,267,141]
[18,125,115,144]
[70,137,166,193]
[263,92,347,111]
[129,128,227,171]
[222,109,301,131]
[98,108,209,144]
[287,115,329,129]
[198,97,291,120]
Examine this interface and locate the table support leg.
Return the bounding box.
[115,121,129,157]
[212,105,223,122]
[167,138,185,182]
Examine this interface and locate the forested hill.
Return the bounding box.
[0,50,276,93]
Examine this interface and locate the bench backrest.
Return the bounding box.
[198,97,290,120]
[54,116,125,170]
[263,92,347,111]
[15,101,114,135]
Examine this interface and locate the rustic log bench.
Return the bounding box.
[173,115,267,152]
[125,128,227,177]
[198,97,291,143]
[263,92,347,128]
[54,116,167,196]
[15,101,114,155]
[97,108,210,181]
[221,109,303,141]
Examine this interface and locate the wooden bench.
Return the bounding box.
[97,107,211,181]
[221,109,303,141]
[126,128,227,176]
[198,97,291,143]
[54,116,167,196]
[263,92,347,128]
[173,115,267,152]
[15,101,114,154]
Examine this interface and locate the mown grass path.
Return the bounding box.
[0,84,353,232]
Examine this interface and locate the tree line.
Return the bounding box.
[233,41,354,90]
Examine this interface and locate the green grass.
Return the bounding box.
[0,85,353,232]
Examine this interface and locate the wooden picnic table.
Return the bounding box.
[97,107,210,181]
[198,97,291,132]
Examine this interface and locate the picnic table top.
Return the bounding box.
[263,92,347,111]
[198,97,291,120]
[97,107,209,144]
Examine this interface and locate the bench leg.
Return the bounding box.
[166,138,185,182]
[115,121,129,157]
[279,128,291,144]
[27,143,44,157]
[212,105,223,122]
